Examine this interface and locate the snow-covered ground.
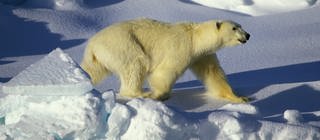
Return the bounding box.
[191,0,320,16]
[1,0,320,139]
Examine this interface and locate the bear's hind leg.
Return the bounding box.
[118,61,147,99]
[81,50,111,84]
[146,68,179,101]
[190,54,248,103]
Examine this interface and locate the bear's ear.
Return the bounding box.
[216,22,222,30]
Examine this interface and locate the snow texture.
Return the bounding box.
[0,92,112,139]
[107,99,197,140]
[284,109,302,124]
[2,48,92,96]
[106,98,320,140]
[0,49,110,139]
[191,0,319,16]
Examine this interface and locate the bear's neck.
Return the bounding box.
[191,21,223,57]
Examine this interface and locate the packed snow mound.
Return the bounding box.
[0,92,111,139]
[191,0,319,16]
[0,48,110,139]
[107,99,197,140]
[107,99,320,140]
[2,48,92,96]
[1,90,319,139]
[284,109,303,124]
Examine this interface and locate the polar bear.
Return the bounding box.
[81,18,250,103]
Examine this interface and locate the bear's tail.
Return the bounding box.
[81,46,110,84]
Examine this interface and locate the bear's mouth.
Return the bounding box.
[238,39,247,44]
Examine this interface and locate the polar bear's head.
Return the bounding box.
[216,21,250,47]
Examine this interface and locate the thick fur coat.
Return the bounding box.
[81,18,250,102]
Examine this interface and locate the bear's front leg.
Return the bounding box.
[190,54,249,103]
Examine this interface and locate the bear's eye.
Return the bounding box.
[232,27,237,31]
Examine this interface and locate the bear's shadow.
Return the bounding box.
[252,85,320,122]
[170,61,320,122]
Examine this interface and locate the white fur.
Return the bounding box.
[81,18,249,102]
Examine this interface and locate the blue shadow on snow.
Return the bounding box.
[173,61,320,122]
[252,85,320,123]
[174,61,320,97]
[83,0,124,8]
[0,77,11,83]
[0,6,85,59]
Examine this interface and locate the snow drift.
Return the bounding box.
[191,0,319,16]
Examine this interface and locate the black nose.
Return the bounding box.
[246,33,250,40]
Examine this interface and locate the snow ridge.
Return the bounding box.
[2,48,92,96]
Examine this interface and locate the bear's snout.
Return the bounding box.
[245,33,250,40]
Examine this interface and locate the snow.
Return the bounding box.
[2,48,92,96]
[284,109,302,124]
[0,91,112,139]
[191,0,320,16]
[109,99,196,140]
[23,0,84,10]
[1,0,320,139]
[0,49,109,139]
[219,103,259,115]
[106,98,320,140]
